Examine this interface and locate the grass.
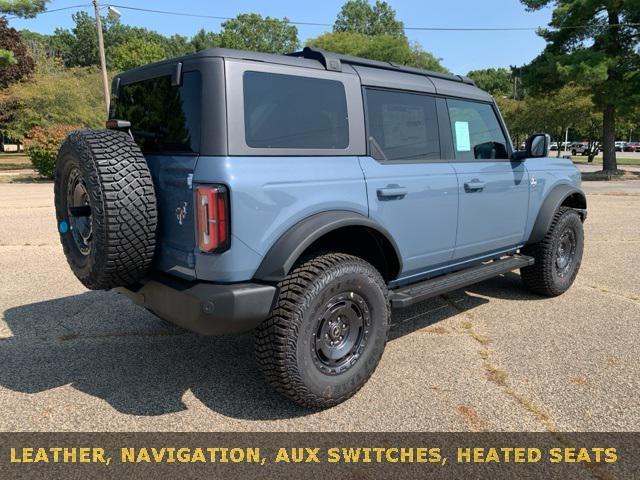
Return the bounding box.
[571,156,640,165]
[0,153,32,171]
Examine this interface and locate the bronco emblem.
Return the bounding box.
[176,202,187,225]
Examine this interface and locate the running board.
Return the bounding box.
[390,254,534,308]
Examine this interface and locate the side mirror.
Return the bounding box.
[528,133,551,157]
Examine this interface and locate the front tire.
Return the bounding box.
[255,253,390,408]
[521,207,584,296]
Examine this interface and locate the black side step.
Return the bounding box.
[390,254,534,309]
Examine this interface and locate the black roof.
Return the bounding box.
[289,47,476,86]
[120,46,475,87]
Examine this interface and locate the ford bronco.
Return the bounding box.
[54,47,586,408]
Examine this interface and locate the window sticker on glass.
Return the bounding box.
[454,121,471,152]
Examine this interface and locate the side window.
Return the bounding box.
[243,71,349,149]
[365,88,440,161]
[446,99,509,160]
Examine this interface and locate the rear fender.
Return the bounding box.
[253,210,402,283]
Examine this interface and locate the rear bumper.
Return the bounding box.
[114,275,277,335]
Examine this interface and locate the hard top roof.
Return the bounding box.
[116,46,492,100]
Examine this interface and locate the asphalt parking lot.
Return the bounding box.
[0,181,638,432]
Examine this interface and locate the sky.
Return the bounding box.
[8,0,555,74]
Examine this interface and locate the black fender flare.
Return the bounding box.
[527,184,587,245]
[253,210,403,283]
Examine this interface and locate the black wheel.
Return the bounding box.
[571,149,577,156]
[255,253,390,408]
[521,207,584,296]
[54,129,157,290]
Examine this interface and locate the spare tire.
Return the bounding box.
[54,129,157,290]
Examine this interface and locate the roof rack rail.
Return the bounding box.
[288,47,475,86]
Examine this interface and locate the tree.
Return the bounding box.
[111,39,165,71]
[0,56,103,140]
[307,31,448,72]
[0,0,47,17]
[164,34,194,58]
[495,96,528,148]
[1,1,47,71]
[0,18,34,87]
[190,28,220,52]
[521,85,595,157]
[334,0,404,37]
[215,13,299,53]
[520,0,640,173]
[467,68,514,98]
[50,11,183,68]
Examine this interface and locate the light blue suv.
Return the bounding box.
[54,47,586,408]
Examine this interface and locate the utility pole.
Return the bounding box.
[93,0,110,115]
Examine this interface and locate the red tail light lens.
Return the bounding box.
[195,185,229,253]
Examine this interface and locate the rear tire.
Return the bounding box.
[255,253,390,408]
[54,129,157,290]
[521,207,584,296]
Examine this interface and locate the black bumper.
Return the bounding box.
[115,275,277,335]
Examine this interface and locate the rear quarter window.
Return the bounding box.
[243,71,349,149]
[110,71,201,154]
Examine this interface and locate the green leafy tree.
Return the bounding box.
[467,68,514,98]
[190,28,220,51]
[0,57,103,140]
[520,0,640,172]
[164,34,194,58]
[334,0,404,37]
[521,84,595,157]
[307,31,448,73]
[50,11,186,68]
[495,96,528,149]
[216,13,299,53]
[111,39,165,71]
[0,0,47,17]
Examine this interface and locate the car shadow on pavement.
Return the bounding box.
[0,272,542,421]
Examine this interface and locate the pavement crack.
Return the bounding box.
[578,283,640,303]
[441,294,558,432]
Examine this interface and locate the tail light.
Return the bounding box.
[195,185,229,253]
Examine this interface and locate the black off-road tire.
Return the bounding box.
[520,207,584,297]
[255,253,390,408]
[54,129,157,290]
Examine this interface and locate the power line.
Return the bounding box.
[5,4,92,20]
[105,5,640,31]
[7,3,640,32]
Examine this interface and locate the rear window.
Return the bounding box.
[243,71,349,149]
[110,71,201,154]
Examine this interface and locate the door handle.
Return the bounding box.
[464,180,485,192]
[377,186,408,200]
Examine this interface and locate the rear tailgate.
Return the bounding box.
[145,155,197,278]
[109,66,203,280]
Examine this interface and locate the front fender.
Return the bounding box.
[527,184,586,245]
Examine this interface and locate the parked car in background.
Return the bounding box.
[550,142,559,151]
[570,142,591,156]
[623,142,639,152]
[615,141,627,152]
